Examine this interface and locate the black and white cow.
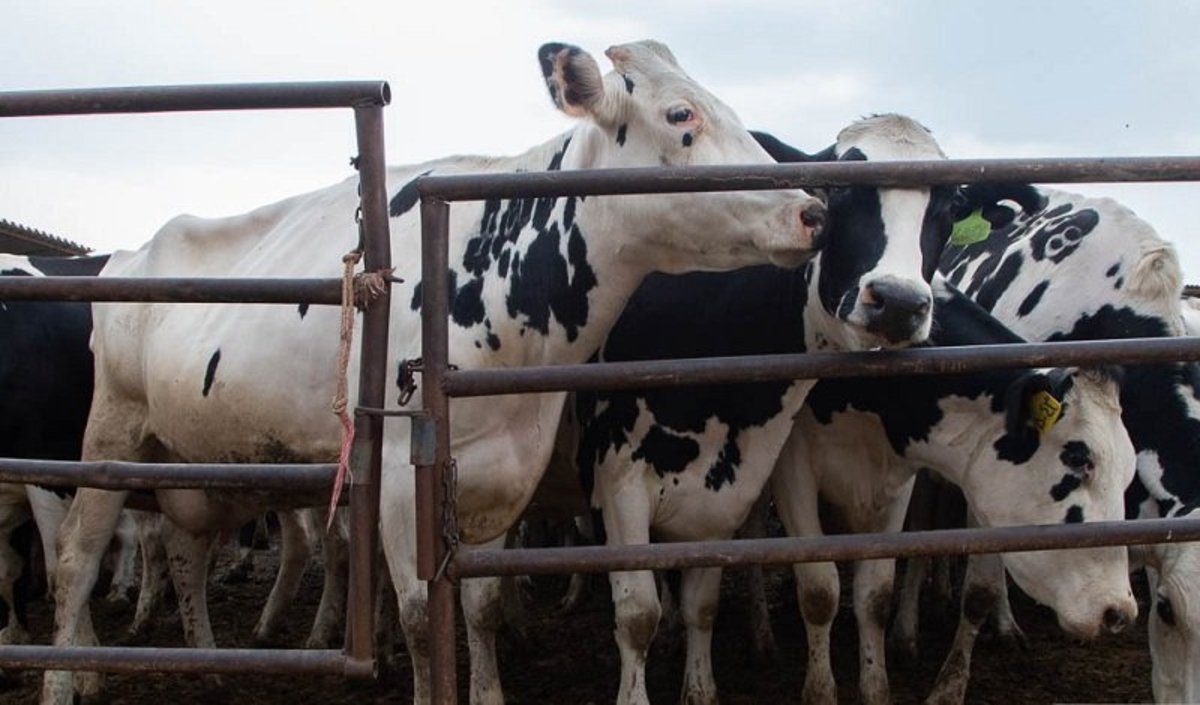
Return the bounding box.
[786,278,1136,705]
[0,254,114,646]
[938,186,1200,703]
[44,40,828,705]
[562,115,978,705]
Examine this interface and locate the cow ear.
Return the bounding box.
[958,183,1048,221]
[538,43,606,120]
[750,131,835,164]
[1004,371,1058,437]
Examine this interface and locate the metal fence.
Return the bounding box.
[5,81,1200,704]
[0,82,393,679]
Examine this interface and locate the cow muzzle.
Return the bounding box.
[859,276,932,345]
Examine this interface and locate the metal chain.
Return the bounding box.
[397,358,422,406]
[432,456,460,585]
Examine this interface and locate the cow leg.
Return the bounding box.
[739,491,778,662]
[159,519,217,651]
[891,555,927,663]
[306,507,347,649]
[25,487,68,596]
[105,510,139,605]
[599,482,658,705]
[380,466,431,705]
[985,571,1026,651]
[253,510,311,646]
[771,433,838,705]
[924,551,1003,705]
[0,500,32,646]
[460,538,507,705]
[43,488,129,705]
[128,511,169,642]
[854,558,897,705]
[679,566,723,705]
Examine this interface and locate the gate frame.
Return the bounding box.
[0,81,393,679]
[414,155,1200,703]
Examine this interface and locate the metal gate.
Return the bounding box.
[0,82,393,678]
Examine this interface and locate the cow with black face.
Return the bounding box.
[45,40,827,705]
[567,115,973,705]
[939,186,1200,703]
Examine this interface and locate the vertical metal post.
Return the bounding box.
[344,104,391,677]
[420,197,458,703]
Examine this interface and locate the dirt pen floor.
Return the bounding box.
[0,543,1154,705]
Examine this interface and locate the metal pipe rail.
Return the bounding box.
[456,517,1200,578]
[0,81,393,682]
[0,646,367,677]
[417,155,1200,200]
[444,335,1200,397]
[0,458,337,491]
[0,277,342,304]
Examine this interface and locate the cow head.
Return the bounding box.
[963,366,1137,639]
[538,41,826,271]
[1142,506,1200,703]
[756,115,967,351]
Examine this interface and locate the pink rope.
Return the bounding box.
[327,251,361,530]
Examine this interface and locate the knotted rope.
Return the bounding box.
[327,249,393,529]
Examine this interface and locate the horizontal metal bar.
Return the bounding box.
[0,458,336,491]
[454,517,1200,578]
[417,156,1200,201]
[355,406,425,418]
[0,646,349,676]
[0,277,342,304]
[0,81,391,117]
[444,336,1200,397]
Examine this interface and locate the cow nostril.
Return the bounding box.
[800,201,826,230]
[860,284,883,310]
[1103,607,1130,634]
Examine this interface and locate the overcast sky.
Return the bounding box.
[2,1,1198,277]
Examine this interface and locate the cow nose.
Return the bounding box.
[1103,606,1131,634]
[799,200,828,250]
[860,277,932,343]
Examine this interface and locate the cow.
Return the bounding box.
[785,279,1136,705]
[0,254,111,645]
[560,114,979,705]
[43,40,828,705]
[935,185,1200,703]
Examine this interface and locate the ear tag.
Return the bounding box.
[1029,391,1063,435]
[951,209,990,245]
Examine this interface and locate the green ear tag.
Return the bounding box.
[1029,391,1063,435]
[951,209,990,246]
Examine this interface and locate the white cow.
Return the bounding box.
[937,186,1200,702]
[45,40,826,704]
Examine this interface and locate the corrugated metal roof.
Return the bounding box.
[0,218,91,257]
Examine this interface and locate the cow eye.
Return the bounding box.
[1157,594,1176,626]
[666,105,695,125]
[1062,447,1092,473]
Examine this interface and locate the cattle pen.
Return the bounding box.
[3,83,1200,704]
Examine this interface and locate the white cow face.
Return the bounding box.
[538,40,826,270]
[964,367,1138,639]
[1147,513,1200,703]
[804,115,955,351]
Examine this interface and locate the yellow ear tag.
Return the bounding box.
[1029,391,1063,435]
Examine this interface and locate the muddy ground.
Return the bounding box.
[0,541,1154,704]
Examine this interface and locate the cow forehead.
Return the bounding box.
[836,114,944,161]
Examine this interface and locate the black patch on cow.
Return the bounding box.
[1029,207,1100,263]
[298,303,309,319]
[1050,473,1083,502]
[1064,505,1084,523]
[452,277,486,327]
[1016,280,1049,317]
[389,170,432,218]
[409,269,458,312]
[497,249,512,278]
[632,426,700,477]
[616,124,627,147]
[1060,440,1091,470]
[202,350,221,397]
[974,251,1023,312]
[576,266,807,496]
[623,74,635,94]
[1114,277,1124,290]
[1106,262,1121,277]
[682,132,693,148]
[1157,596,1176,626]
[1158,497,1177,516]
[485,331,501,351]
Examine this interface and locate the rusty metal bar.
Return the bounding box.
[0,646,346,675]
[454,517,1200,578]
[417,156,1200,201]
[443,335,1200,398]
[0,458,336,490]
[419,197,459,705]
[343,103,391,677]
[0,276,342,304]
[0,81,390,117]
